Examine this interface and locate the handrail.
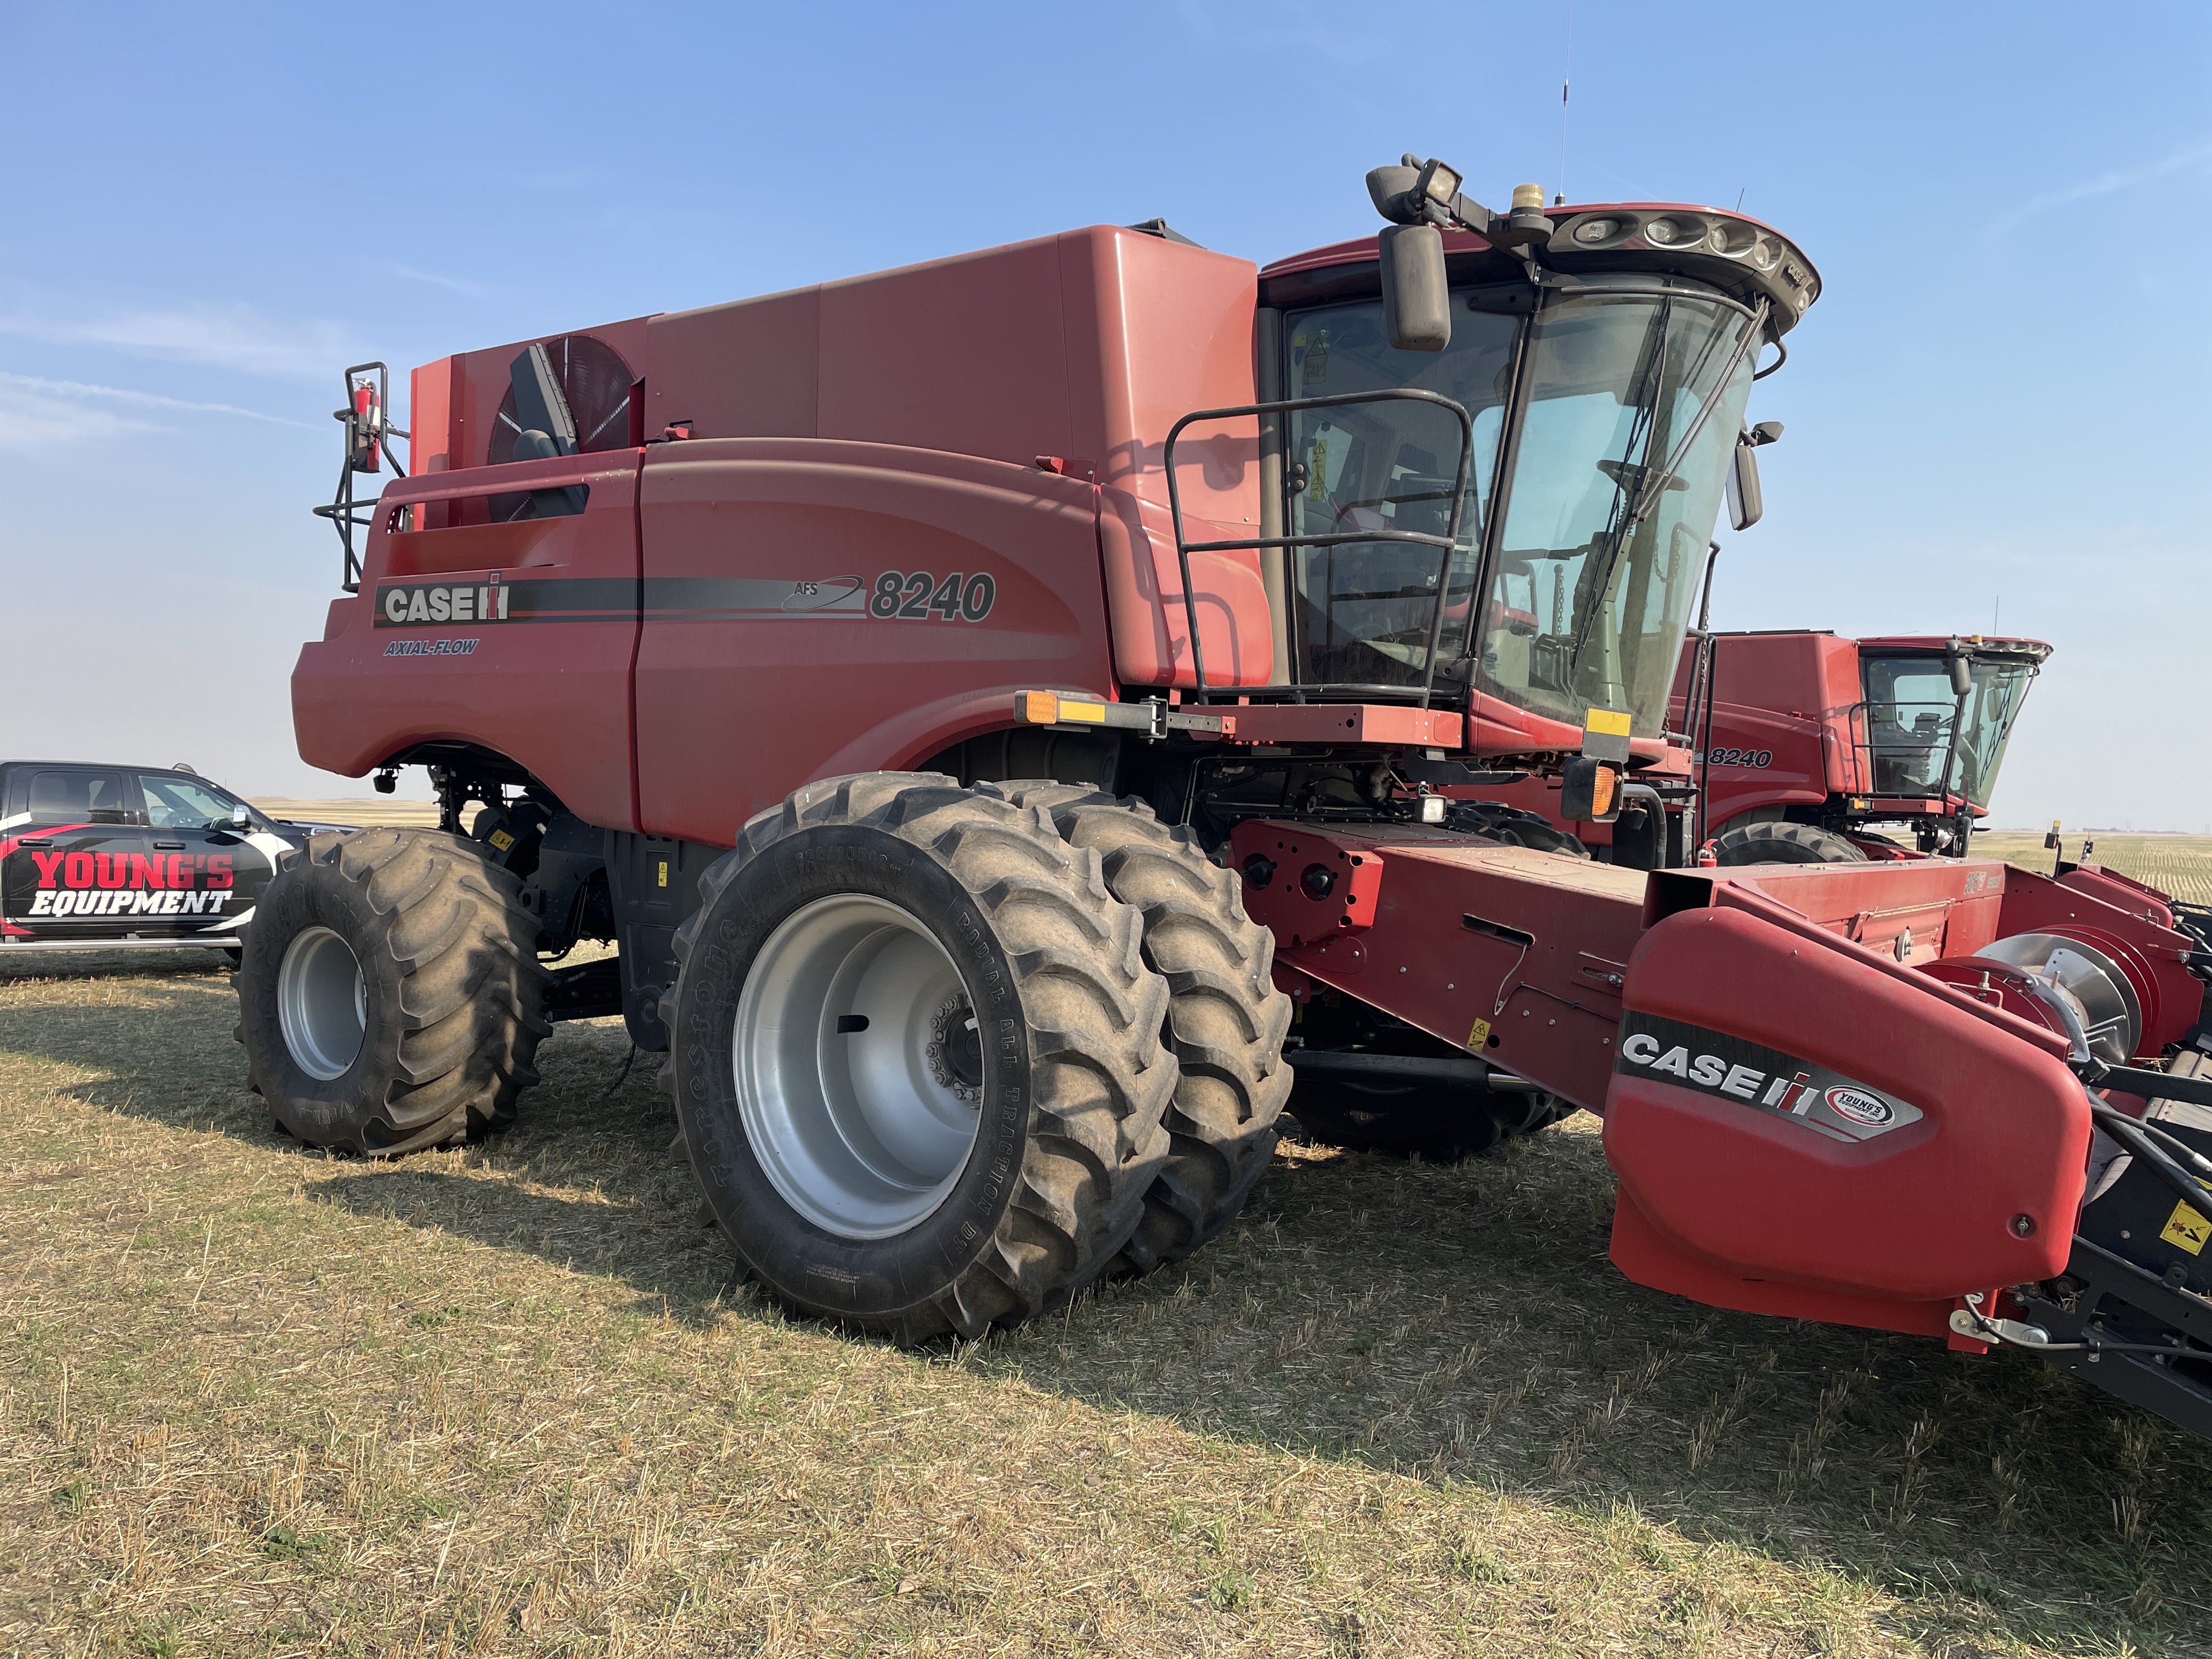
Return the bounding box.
[1161,388,1475,707]
[1848,698,1970,804]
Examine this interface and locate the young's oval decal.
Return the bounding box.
[1825,1086,1895,1127]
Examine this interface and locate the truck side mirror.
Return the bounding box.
[1379,224,1451,352]
[1946,652,1973,697]
[1725,437,1764,532]
[231,802,252,831]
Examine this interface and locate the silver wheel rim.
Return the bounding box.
[734,894,986,1239]
[278,926,366,1081]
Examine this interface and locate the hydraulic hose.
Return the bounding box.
[2084,1093,2212,1224]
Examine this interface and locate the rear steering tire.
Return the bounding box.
[234,828,549,1155]
[1710,820,1867,866]
[661,774,1177,1344]
[1001,784,1293,1273]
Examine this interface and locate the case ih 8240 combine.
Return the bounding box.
[1688,629,2052,866]
[246,160,2212,1437]
[1459,628,2053,870]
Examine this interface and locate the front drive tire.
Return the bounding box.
[234,829,550,1155]
[661,775,1177,1344]
[1001,785,1293,1273]
[1710,820,1868,866]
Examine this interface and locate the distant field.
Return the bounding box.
[1970,831,2212,906]
[255,798,482,832]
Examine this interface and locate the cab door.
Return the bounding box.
[0,766,145,944]
[131,772,289,941]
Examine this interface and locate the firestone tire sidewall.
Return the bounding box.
[238,845,405,1147]
[674,824,1030,1323]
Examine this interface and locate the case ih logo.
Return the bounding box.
[1614,1012,1922,1143]
[377,582,510,627]
[24,848,237,918]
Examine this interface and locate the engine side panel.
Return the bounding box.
[632,441,1115,844]
[293,451,645,831]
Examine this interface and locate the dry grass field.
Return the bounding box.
[1968,832,2212,907]
[4,829,2209,1656]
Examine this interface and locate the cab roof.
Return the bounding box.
[1260,203,1821,335]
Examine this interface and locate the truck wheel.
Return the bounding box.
[234,830,549,1155]
[1002,785,1293,1272]
[1711,821,1867,866]
[1289,1076,1573,1161]
[661,775,1177,1344]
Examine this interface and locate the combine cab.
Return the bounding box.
[247,160,2212,1440]
[1683,629,2051,864]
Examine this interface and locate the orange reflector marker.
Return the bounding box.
[1591,764,1618,818]
[1017,691,1060,725]
[1059,701,1107,724]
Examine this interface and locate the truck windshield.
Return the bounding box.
[1860,655,2040,809]
[1284,281,1758,733]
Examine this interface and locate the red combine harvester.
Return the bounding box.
[250,160,2212,1436]
[1435,629,2046,871]
[1684,629,2051,865]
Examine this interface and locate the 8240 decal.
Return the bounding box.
[870,571,996,622]
[1702,747,1773,768]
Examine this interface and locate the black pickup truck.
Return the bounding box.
[0,761,351,958]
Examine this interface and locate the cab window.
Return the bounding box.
[22,769,134,825]
[139,774,242,830]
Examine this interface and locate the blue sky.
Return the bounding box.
[3,2,2206,828]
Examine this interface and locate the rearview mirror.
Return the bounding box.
[1725,438,1764,531]
[230,802,252,831]
[1946,653,1973,697]
[1379,224,1451,352]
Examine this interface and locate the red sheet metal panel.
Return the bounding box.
[633,441,1115,844]
[293,453,645,832]
[1230,822,1646,1110]
[1604,904,2087,1329]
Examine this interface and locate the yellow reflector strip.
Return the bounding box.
[1058,700,1107,724]
[1018,691,1060,725]
[1584,707,1632,737]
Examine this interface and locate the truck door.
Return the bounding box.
[132,772,290,942]
[0,767,144,945]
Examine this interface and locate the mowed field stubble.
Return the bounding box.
[3,823,2210,1657]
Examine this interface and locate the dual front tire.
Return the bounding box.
[660,775,1293,1342]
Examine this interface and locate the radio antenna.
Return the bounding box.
[1555,2,1572,205]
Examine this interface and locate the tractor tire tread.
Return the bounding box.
[669,772,1176,1345]
[238,827,549,1156]
[999,782,1293,1274]
[1711,820,1869,866]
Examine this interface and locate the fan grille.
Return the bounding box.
[486,334,636,465]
